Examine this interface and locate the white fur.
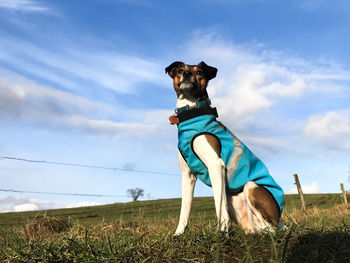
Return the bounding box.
[192,135,230,231]
[174,150,197,235]
[176,83,199,109]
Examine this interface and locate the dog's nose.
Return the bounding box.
[183,71,192,79]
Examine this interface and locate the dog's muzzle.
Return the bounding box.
[178,81,198,90]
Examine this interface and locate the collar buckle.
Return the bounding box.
[175,99,211,114]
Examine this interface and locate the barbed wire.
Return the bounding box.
[0,188,128,198]
[0,155,180,177]
[0,155,170,200]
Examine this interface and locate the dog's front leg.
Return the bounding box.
[175,150,197,236]
[193,135,230,232]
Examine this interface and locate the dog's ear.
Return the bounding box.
[165,61,185,78]
[198,61,217,81]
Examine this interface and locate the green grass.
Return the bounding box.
[0,194,344,229]
[283,193,344,212]
[0,197,214,228]
[0,194,349,262]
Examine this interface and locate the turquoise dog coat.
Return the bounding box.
[177,111,285,214]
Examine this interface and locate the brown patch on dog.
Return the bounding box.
[165,61,185,78]
[165,61,218,99]
[204,134,221,157]
[197,61,217,80]
[248,185,280,226]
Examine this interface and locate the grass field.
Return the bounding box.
[0,194,349,262]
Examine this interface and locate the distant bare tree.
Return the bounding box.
[127,188,144,201]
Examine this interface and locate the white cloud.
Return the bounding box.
[288,182,320,194]
[66,201,101,208]
[0,196,56,212]
[304,111,350,151]
[0,0,50,12]
[181,33,348,122]
[14,203,38,212]
[213,66,307,120]
[0,74,170,136]
[0,195,102,212]
[0,76,115,118]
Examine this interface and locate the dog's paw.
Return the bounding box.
[174,226,187,236]
[218,220,230,232]
[278,221,288,230]
[173,229,184,236]
[174,222,188,236]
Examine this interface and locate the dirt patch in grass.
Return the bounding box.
[24,216,71,239]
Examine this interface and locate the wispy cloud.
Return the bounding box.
[0,0,50,12]
[0,32,172,137]
[0,36,166,95]
[0,75,169,136]
[0,76,115,119]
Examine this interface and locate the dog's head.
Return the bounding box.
[165,61,217,99]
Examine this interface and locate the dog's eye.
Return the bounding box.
[177,69,184,74]
[197,70,203,75]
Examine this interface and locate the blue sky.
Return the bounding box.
[0,0,349,212]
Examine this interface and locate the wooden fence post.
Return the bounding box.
[293,174,306,211]
[340,183,348,205]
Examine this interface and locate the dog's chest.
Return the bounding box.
[177,115,235,184]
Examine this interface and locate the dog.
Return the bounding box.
[165,61,285,235]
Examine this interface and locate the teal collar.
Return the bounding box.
[176,99,211,114]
